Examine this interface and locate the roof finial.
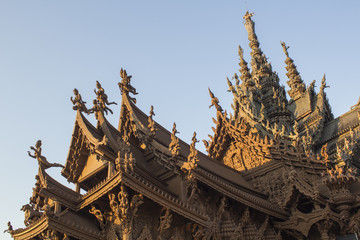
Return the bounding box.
[208,88,223,112]
[169,123,180,157]
[70,88,88,113]
[119,68,138,104]
[148,105,157,136]
[90,81,116,116]
[280,41,306,100]
[28,140,64,170]
[243,11,271,77]
[243,11,254,21]
[320,73,330,93]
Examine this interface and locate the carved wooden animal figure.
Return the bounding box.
[21,204,42,227]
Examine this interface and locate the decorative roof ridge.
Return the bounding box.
[120,96,257,193]
[75,110,103,142]
[11,214,47,237]
[52,218,102,240]
[194,168,289,220]
[319,119,360,147]
[39,167,81,205]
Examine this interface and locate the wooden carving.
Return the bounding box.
[95,80,117,111]
[169,123,180,157]
[208,88,223,112]
[28,140,64,170]
[20,204,42,227]
[3,221,13,235]
[181,132,199,174]
[158,208,172,239]
[148,105,157,136]
[119,68,138,104]
[70,88,88,113]
[89,205,105,229]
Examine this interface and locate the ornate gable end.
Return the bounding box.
[62,111,111,185]
[222,116,272,171]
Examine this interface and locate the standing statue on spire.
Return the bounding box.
[118,68,138,104]
[28,140,64,169]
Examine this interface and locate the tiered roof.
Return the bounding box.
[8,11,360,240]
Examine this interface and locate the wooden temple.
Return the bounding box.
[7,12,360,240]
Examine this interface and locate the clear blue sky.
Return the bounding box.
[1,1,359,239]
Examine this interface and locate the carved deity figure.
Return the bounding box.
[28,140,64,170]
[89,205,105,229]
[115,151,123,172]
[95,81,117,108]
[118,68,138,103]
[108,193,121,224]
[88,99,100,115]
[70,88,88,113]
[42,197,53,217]
[169,123,180,156]
[216,196,227,219]
[208,88,223,112]
[130,194,143,218]
[124,152,135,172]
[158,208,173,237]
[118,185,129,217]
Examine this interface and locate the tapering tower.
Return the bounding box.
[281,41,306,101]
[240,12,292,130]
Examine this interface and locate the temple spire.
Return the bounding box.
[238,45,251,82]
[281,41,306,100]
[243,11,272,77]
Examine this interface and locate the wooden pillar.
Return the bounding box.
[75,183,80,193]
[108,161,115,179]
[54,201,61,214]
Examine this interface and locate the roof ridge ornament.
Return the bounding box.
[70,88,88,113]
[320,73,330,93]
[169,122,180,157]
[119,68,138,104]
[243,11,254,21]
[88,81,117,120]
[28,140,64,170]
[208,88,223,112]
[181,132,199,175]
[148,105,157,136]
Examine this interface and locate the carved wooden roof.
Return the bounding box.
[9,12,360,240]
